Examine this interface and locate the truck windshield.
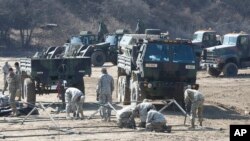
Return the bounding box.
[105,35,117,46]
[192,33,203,42]
[144,43,169,62]
[173,45,195,63]
[223,36,237,45]
[70,37,82,45]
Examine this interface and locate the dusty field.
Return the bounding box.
[0,56,249,141]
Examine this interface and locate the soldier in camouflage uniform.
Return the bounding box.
[14,62,21,101]
[96,68,114,121]
[184,85,204,128]
[65,87,85,119]
[116,105,136,129]
[146,109,171,132]
[2,61,11,94]
[132,99,156,128]
[6,68,19,116]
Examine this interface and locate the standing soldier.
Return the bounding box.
[65,87,85,119]
[135,19,145,34]
[6,68,19,116]
[2,61,11,94]
[146,109,171,132]
[14,62,21,101]
[184,85,204,129]
[96,68,114,121]
[56,80,66,110]
[116,105,136,129]
[97,21,108,42]
[132,99,156,128]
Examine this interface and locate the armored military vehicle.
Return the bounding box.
[117,34,198,106]
[20,57,91,105]
[79,29,128,66]
[201,32,250,77]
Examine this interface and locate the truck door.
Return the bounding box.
[238,35,249,59]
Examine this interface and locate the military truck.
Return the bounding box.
[117,34,198,106]
[201,32,250,77]
[79,29,128,66]
[20,57,91,105]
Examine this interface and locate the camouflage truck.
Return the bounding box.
[20,57,91,105]
[117,34,198,106]
[79,29,128,66]
[201,32,250,77]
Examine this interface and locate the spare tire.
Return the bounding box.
[91,51,106,67]
[223,63,238,77]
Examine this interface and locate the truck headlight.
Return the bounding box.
[148,83,152,88]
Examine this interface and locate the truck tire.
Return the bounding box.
[130,81,141,106]
[208,68,221,77]
[121,76,130,105]
[223,63,238,77]
[23,78,36,106]
[91,51,106,67]
[110,53,117,65]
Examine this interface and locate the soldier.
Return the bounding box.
[146,109,171,132]
[184,85,204,128]
[116,105,136,129]
[97,21,108,42]
[2,61,11,94]
[135,19,145,34]
[65,87,85,119]
[56,80,66,109]
[14,62,21,101]
[132,99,156,128]
[6,68,19,116]
[96,68,114,121]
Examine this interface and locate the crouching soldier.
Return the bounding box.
[116,106,136,129]
[132,99,156,128]
[146,109,171,133]
[65,87,85,119]
[184,85,204,129]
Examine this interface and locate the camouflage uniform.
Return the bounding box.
[14,63,21,101]
[132,102,156,127]
[116,106,136,128]
[184,89,204,128]
[65,87,85,119]
[2,62,11,94]
[146,109,167,132]
[96,72,114,121]
[6,70,18,115]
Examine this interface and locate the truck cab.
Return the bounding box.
[201,32,250,77]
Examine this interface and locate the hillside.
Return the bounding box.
[1,0,250,47]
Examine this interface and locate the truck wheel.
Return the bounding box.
[208,68,221,77]
[23,78,36,106]
[110,53,117,65]
[122,77,130,105]
[223,63,238,77]
[117,76,124,102]
[91,51,106,67]
[130,81,140,106]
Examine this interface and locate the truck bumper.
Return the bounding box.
[200,62,218,69]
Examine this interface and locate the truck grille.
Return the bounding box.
[205,51,217,63]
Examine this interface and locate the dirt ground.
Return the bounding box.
[0,56,249,141]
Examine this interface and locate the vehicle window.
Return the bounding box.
[70,37,82,45]
[239,36,248,49]
[105,35,117,46]
[172,44,195,63]
[192,33,203,42]
[223,36,237,45]
[144,43,169,62]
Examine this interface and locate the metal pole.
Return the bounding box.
[21,106,38,125]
